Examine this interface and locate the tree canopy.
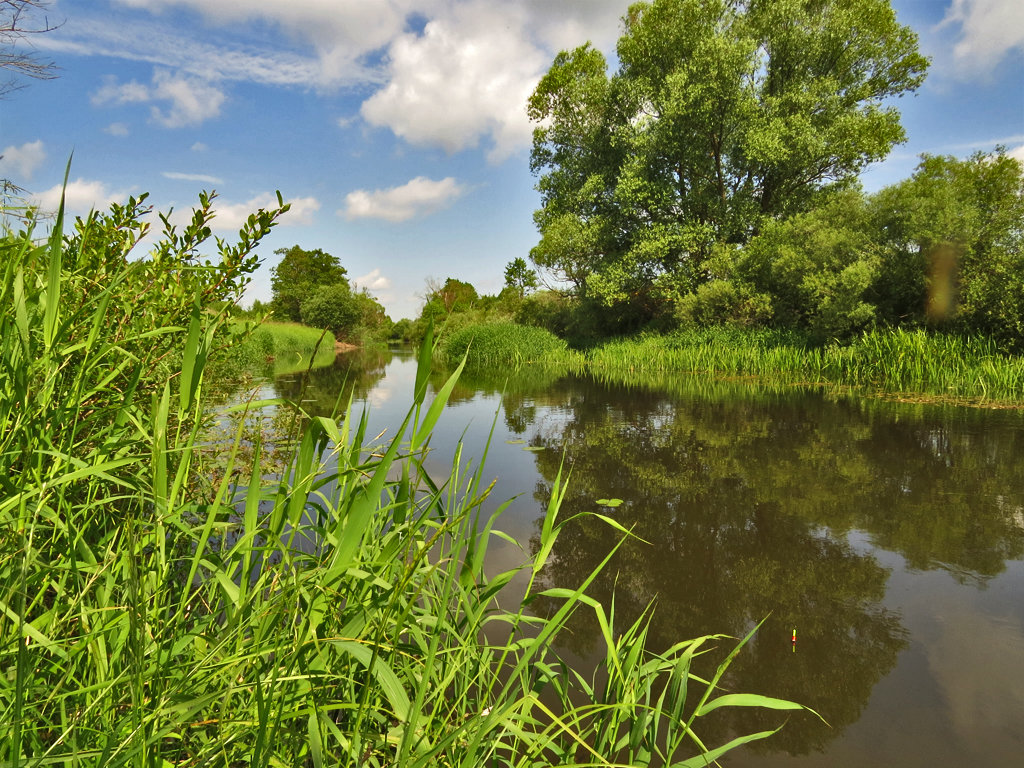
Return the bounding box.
[528,0,929,325]
[270,245,348,323]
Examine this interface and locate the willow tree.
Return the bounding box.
[528,0,928,324]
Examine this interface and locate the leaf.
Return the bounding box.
[596,498,623,507]
[696,693,806,717]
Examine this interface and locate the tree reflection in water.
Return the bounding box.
[485,371,1024,757]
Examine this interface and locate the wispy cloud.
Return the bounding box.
[341,176,466,222]
[938,0,1024,78]
[38,13,377,88]
[162,171,224,185]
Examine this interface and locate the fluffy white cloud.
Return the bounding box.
[341,176,466,222]
[939,0,1024,77]
[204,193,321,231]
[354,268,392,291]
[92,70,226,128]
[1,140,46,180]
[46,1,636,157]
[30,178,128,215]
[105,122,130,136]
[361,3,547,161]
[1009,144,1024,164]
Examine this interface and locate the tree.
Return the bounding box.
[529,0,928,325]
[1,1,59,97]
[870,149,1024,348]
[270,245,348,323]
[504,257,539,297]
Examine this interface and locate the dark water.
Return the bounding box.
[269,346,1024,766]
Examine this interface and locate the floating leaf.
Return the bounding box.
[596,498,623,508]
[523,445,544,452]
[505,439,525,445]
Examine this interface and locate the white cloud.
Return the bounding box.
[46,1,636,156]
[341,176,466,222]
[105,122,130,136]
[93,69,226,128]
[30,178,128,216]
[939,0,1024,77]
[1009,145,1024,164]
[40,16,333,87]
[1,140,46,180]
[354,268,392,291]
[191,142,208,152]
[361,3,547,161]
[163,171,224,185]
[200,193,321,231]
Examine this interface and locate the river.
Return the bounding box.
[258,344,1024,766]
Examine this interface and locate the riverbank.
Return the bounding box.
[441,323,1024,406]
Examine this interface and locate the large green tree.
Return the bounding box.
[529,0,928,325]
[270,245,348,323]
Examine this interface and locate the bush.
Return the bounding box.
[674,279,773,328]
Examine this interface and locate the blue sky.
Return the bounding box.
[3,0,1022,320]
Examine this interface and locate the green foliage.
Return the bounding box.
[300,281,361,339]
[870,149,1024,349]
[270,244,348,322]
[579,326,1024,403]
[739,188,882,340]
[529,0,928,323]
[503,257,539,297]
[0,205,812,764]
[673,278,774,329]
[442,322,577,367]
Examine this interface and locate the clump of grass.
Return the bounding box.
[1,203,815,765]
[443,321,580,367]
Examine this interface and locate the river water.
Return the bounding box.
[264,345,1024,766]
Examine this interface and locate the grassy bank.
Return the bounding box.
[222,320,337,377]
[446,322,1024,404]
[1,203,809,764]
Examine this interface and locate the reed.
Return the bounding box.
[0,206,813,765]
[583,326,1024,403]
[443,321,582,368]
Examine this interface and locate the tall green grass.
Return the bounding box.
[1,207,813,765]
[222,321,337,377]
[442,321,581,367]
[584,327,1024,403]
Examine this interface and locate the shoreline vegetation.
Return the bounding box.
[439,322,1024,407]
[1,198,817,763]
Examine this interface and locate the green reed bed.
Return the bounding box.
[824,328,1024,400]
[1,200,812,765]
[443,321,582,368]
[587,328,813,380]
[585,327,1024,403]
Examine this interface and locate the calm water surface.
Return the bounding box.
[269,346,1024,766]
